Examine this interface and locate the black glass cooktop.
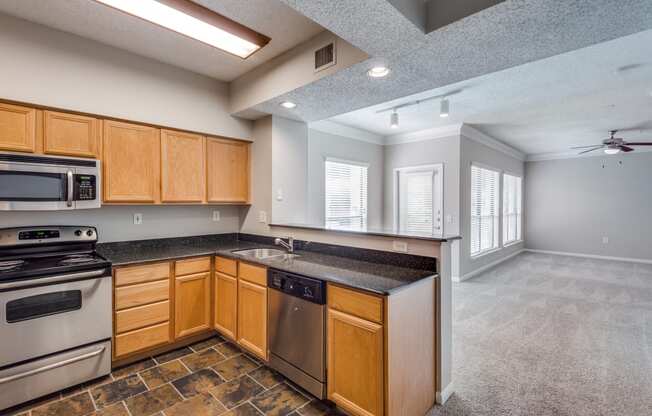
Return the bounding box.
[0,252,111,282]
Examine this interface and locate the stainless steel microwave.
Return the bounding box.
[0,153,101,210]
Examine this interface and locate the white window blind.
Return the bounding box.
[503,173,522,244]
[398,170,435,234]
[325,159,368,230]
[470,165,500,256]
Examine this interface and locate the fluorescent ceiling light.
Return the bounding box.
[280,101,297,109]
[440,98,450,118]
[368,66,390,78]
[390,111,399,129]
[94,0,270,59]
[604,146,620,155]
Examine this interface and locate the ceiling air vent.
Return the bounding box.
[314,41,336,72]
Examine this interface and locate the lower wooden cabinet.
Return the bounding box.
[327,308,384,416]
[175,271,211,339]
[237,278,268,360]
[214,271,238,340]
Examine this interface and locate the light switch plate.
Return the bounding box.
[602,236,609,244]
[276,188,283,201]
[393,241,408,253]
[133,213,143,225]
[258,211,267,223]
[212,210,220,222]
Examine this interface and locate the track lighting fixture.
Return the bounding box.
[390,110,399,129]
[440,98,450,118]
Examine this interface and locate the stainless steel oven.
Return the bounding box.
[0,153,101,210]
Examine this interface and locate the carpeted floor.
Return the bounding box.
[428,252,652,416]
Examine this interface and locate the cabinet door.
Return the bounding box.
[206,138,249,203]
[44,111,100,158]
[103,120,160,203]
[175,272,211,339]
[0,102,36,152]
[327,308,384,416]
[161,130,205,202]
[237,279,267,360]
[214,272,237,340]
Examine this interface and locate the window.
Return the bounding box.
[470,165,500,256]
[325,159,368,230]
[395,165,442,235]
[503,173,522,244]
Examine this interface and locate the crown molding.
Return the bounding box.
[460,125,526,161]
[384,124,463,145]
[308,120,385,145]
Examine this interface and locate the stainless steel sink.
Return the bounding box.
[231,248,300,261]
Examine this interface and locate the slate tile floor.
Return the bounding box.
[4,335,344,416]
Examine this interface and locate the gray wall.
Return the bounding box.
[526,152,652,260]
[383,135,461,235]
[459,136,525,277]
[307,129,384,228]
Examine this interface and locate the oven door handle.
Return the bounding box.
[0,346,106,385]
[0,269,109,291]
[66,169,74,207]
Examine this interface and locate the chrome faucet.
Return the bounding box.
[274,236,294,253]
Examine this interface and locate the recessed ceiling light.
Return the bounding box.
[280,101,297,109]
[368,66,390,78]
[390,110,399,129]
[93,0,270,59]
[440,98,450,118]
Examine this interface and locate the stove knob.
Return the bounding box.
[86,230,94,237]
[74,230,82,237]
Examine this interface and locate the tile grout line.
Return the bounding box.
[247,399,267,416]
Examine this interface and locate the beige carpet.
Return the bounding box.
[428,252,652,416]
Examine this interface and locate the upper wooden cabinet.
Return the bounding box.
[43,111,100,158]
[206,137,250,203]
[0,103,37,153]
[161,130,206,203]
[103,120,160,203]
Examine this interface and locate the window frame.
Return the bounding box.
[323,157,369,231]
[502,171,523,247]
[392,163,444,236]
[470,162,502,259]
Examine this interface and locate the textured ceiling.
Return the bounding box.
[250,0,652,125]
[0,0,324,82]
[330,29,652,155]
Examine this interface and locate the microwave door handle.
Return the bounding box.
[66,170,73,207]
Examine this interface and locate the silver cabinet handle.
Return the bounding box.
[66,170,74,207]
[0,346,105,384]
[0,268,108,290]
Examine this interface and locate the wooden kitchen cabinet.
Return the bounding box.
[214,271,238,340]
[237,278,267,360]
[43,110,100,158]
[161,129,205,203]
[206,137,250,203]
[0,102,37,152]
[103,120,160,203]
[327,308,384,416]
[175,270,211,339]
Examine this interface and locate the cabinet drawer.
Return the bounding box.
[176,257,211,276]
[239,262,266,286]
[115,262,169,286]
[115,300,170,333]
[215,256,237,277]
[115,280,169,310]
[328,284,384,324]
[114,322,170,357]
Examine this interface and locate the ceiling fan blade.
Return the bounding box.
[578,147,602,155]
[623,142,652,146]
[571,144,603,149]
[619,145,634,152]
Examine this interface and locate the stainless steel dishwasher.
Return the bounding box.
[268,268,326,399]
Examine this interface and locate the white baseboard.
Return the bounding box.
[452,249,524,282]
[524,249,652,264]
[436,382,455,404]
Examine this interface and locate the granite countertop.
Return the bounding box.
[269,222,462,242]
[97,235,437,295]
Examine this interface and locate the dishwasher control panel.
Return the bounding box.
[268,269,326,305]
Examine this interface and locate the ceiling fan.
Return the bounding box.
[572,130,652,155]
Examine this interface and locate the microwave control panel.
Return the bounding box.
[73,175,97,200]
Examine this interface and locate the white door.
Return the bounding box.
[395,164,443,235]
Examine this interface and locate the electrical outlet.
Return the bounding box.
[258,211,267,223]
[602,236,609,244]
[393,241,408,253]
[212,210,220,222]
[133,213,143,225]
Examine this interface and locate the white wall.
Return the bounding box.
[459,135,525,277]
[526,152,652,261]
[307,129,384,228]
[383,135,461,235]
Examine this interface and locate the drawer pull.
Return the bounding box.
[0,346,105,384]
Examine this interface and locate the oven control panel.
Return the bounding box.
[73,175,97,201]
[0,226,98,247]
[18,230,61,240]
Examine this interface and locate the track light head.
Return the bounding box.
[440,98,450,118]
[390,111,399,129]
